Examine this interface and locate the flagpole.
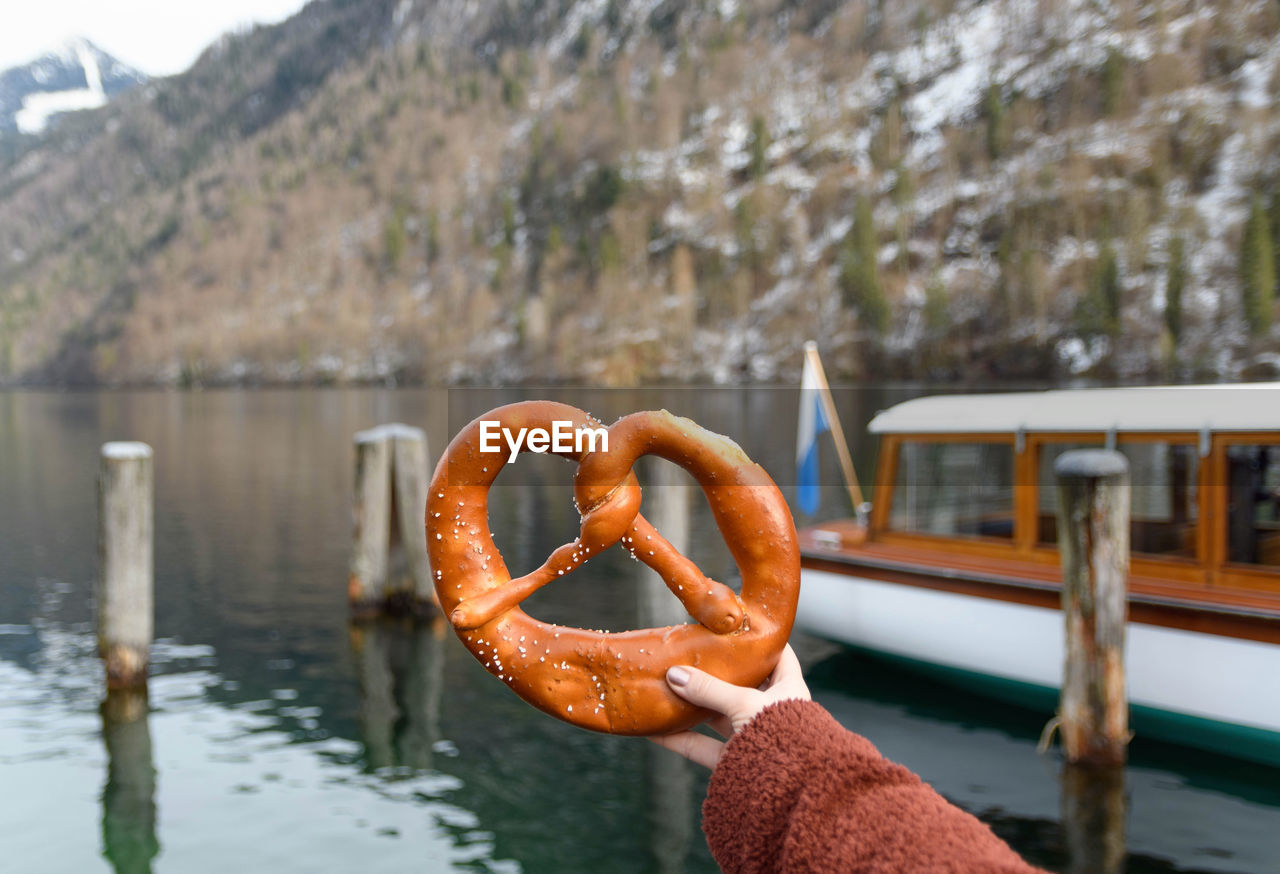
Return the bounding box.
[803,342,866,515]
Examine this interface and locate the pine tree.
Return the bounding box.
[1078,243,1121,337]
[992,227,1015,330]
[1099,243,1121,330]
[748,115,769,180]
[1240,195,1275,337]
[838,197,889,335]
[983,82,1006,160]
[1101,49,1124,116]
[425,212,440,264]
[1269,190,1280,291]
[502,197,517,247]
[924,274,949,334]
[382,206,407,273]
[1166,236,1184,344]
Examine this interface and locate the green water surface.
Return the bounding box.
[1,387,1277,873]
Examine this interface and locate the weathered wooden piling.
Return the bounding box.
[98,442,154,689]
[350,424,433,617]
[1053,449,1131,766]
[637,457,694,628]
[638,457,696,874]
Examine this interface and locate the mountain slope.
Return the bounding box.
[0,0,1278,387]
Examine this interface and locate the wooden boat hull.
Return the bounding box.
[798,566,1280,766]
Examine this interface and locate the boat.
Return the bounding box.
[795,383,1280,766]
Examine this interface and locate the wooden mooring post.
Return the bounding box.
[1053,448,1130,765]
[638,457,696,874]
[98,442,154,690]
[1054,449,1130,873]
[349,424,434,617]
[637,457,694,629]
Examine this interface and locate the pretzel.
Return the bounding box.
[426,401,800,735]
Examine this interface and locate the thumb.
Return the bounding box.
[667,665,754,717]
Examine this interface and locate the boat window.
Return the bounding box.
[890,442,1014,539]
[1038,442,1198,559]
[1227,445,1280,568]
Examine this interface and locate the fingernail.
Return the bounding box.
[667,666,690,687]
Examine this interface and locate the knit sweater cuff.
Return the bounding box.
[699,698,1047,874]
[701,698,887,871]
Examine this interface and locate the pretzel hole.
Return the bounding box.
[639,457,741,596]
[519,549,655,632]
[484,450,584,580]
[476,450,646,632]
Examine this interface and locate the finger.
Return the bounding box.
[648,731,724,769]
[771,644,806,688]
[667,665,756,717]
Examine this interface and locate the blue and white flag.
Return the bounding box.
[796,353,830,515]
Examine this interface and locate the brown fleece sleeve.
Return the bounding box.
[701,699,1048,873]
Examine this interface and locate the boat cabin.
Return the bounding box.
[803,384,1280,637]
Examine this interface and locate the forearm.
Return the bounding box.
[701,699,1046,873]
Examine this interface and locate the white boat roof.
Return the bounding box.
[868,383,1280,434]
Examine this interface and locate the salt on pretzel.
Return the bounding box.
[426,401,800,735]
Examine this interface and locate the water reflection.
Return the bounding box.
[1061,764,1125,874]
[351,616,447,772]
[809,650,1280,873]
[645,744,696,874]
[6,388,1277,873]
[0,627,521,873]
[100,689,159,874]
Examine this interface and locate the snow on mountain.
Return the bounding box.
[0,38,146,134]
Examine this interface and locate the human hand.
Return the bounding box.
[649,643,810,769]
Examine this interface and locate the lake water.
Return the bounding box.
[1,387,1278,873]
